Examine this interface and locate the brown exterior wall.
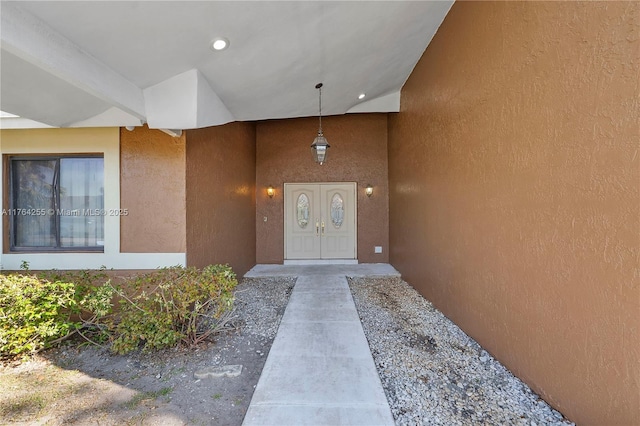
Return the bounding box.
[120,126,186,253]
[185,122,256,276]
[256,114,389,264]
[388,2,639,425]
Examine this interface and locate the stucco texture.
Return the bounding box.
[256,114,389,264]
[185,122,256,276]
[388,2,639,425]
[120,126,186,253]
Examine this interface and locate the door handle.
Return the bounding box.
[321,220,325,236]
[316,219,319,236]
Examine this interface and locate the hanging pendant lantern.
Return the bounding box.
[311,82,330,165]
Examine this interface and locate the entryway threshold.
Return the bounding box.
[242,268,397,425]
[244,263,400,278]
[284,259,358,265]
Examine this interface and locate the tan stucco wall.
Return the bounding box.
[120,126,186,253]
[1,127,121,256]
[256,114,389,264]
[185,122,256,276]
[388,2,639,425]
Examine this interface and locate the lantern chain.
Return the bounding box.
[316,82,323,134]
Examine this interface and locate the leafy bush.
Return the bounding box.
[0,264,237,359]
[0,274,78,358]
[111,265,237,354]
[0,269,116,360]
[37,268,116,346]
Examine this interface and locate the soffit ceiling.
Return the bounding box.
[0,1,453,130]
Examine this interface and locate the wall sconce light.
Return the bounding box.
[365,184,373,197]
[267,185,275,198]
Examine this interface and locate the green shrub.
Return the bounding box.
[38,268,116,345]
[39,267,110,297]
[0,271,115,360]
[0,275,77,358]
[0,264,237,359]
[111,265,237,354]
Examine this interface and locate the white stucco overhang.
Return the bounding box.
[0,1,453,131]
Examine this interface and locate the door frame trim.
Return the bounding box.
[283,182,358,262]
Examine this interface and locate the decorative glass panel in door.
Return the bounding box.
[330,193,344,228]
[296,193,310,228]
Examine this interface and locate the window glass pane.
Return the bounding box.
[59,158,104,247]
[12,160,56,247]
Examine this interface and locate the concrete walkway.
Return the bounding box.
[242,264,399,426]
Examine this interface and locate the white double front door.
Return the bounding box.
[284,183,356,260]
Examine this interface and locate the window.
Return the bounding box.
[10,156,104,251]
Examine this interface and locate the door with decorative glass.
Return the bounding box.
[284,183,356,260]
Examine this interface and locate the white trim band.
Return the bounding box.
[0,253,186,271]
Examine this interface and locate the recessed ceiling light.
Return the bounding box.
[211,37,229,51]
[358,93,366,100]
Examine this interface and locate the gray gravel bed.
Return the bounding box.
[204,276,297,372]
[348,276,575,426]
[233,276,297,339]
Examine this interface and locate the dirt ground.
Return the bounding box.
[0,277,295,426]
